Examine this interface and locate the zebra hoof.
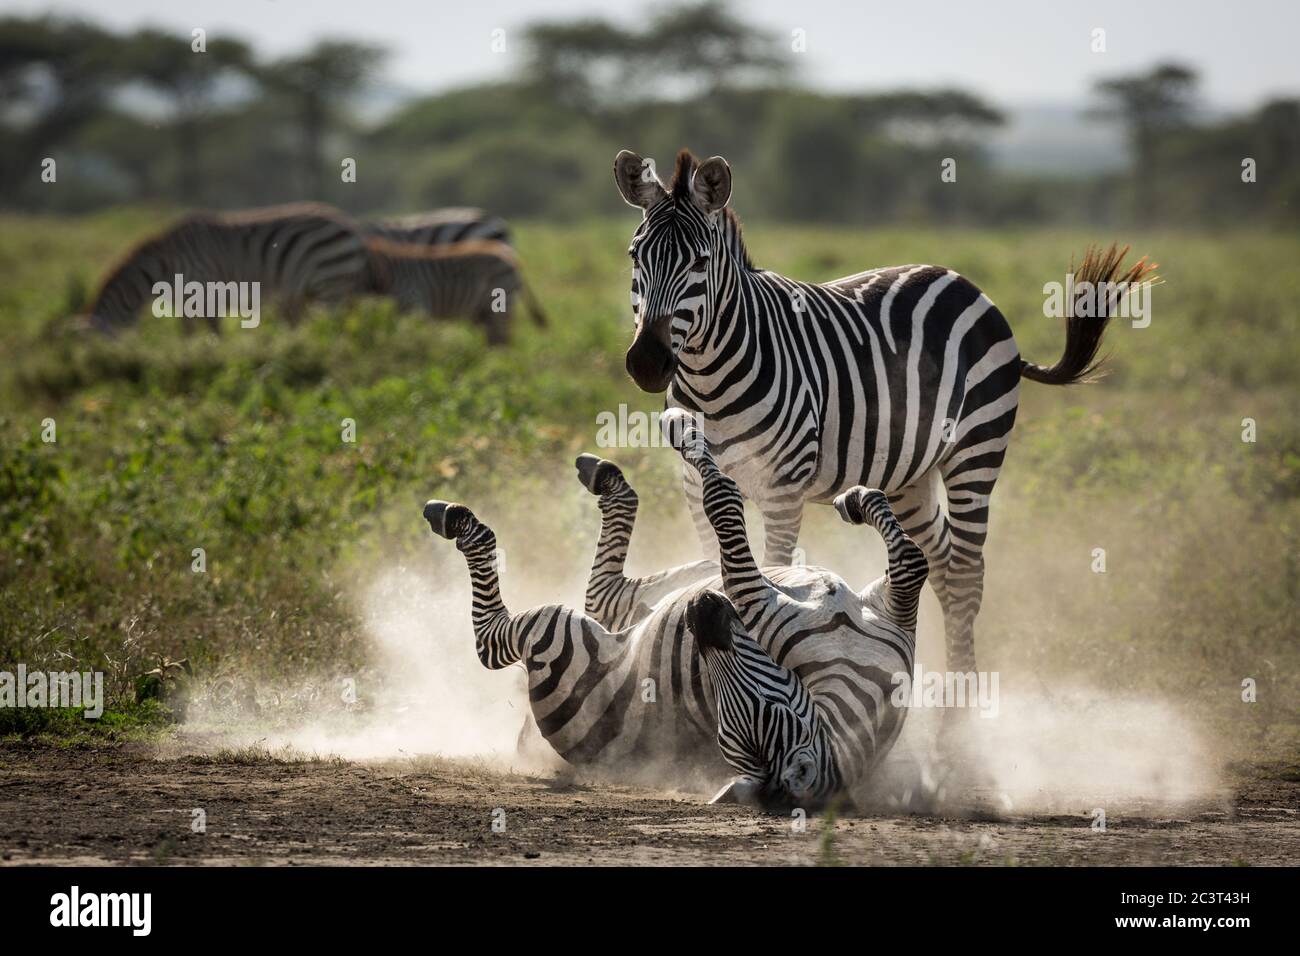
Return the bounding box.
[574,454,624,495]
[423,500,470,539]
[833,487,885,525]
[658,408,694,450]
[686,589,737,652]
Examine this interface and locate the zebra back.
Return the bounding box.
[365,209,511,247]
[88,203,369,331]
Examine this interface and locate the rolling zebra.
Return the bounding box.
[85,202,370,333]
[363,237,546,345]
[422,409,925,810]
[364,208,511,247]
[614,148,1157,676]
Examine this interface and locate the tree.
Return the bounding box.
[119,29,254,201]
[0,16,127,198]
[1091,63,1199,171]
[258,41,385,197]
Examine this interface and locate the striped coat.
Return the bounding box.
[364,237,545,345]
[422,411,925,809]
[615,148,1156,677]
[86,202,369,333]
[364,208,510,247]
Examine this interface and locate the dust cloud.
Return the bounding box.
[180,477,1224,820]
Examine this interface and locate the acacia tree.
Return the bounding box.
[257,41,385,197]
[120,29,254,202]
[0,16,126,196]
[1090,63,1199,219]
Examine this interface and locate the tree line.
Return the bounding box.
[1,3,1295,227]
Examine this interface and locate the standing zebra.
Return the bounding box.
[364,208,511,247]
[614,148,1157,676]
[85,202,370,333]
[422,410,925,810]
[364,237,546,345]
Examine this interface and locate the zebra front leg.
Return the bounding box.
[833,486,928,633]
[687,589,840,812]
[682,460,720,561]
[575,454,714,630]
[759,500,803,566]
[661,409,767,612]
[423,500,527,668]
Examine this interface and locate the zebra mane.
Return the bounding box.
[667,148,754,271]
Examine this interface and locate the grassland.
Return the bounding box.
[0,210,1297,768]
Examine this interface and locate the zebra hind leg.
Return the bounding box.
[575,453,717,629]
[574,453,640,627]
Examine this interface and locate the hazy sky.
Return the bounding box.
[9,0,1298,108]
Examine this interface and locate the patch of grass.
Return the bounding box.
[0,698,173,743]
[191,744,344,766]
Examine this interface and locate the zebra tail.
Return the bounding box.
[520,279,548,328]
[1020,243,1159,386]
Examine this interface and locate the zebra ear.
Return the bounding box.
[690,156,732,214]
[614,150,667,210]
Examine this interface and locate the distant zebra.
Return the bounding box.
[364,237,546,345]
[614,148,1157,677]
[85,202,369,333]
[364,208,510,247]
[422,410,925,810]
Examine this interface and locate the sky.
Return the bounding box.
[7,0,1298,110]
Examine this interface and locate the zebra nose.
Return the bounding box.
[423,500,451,537]
[686,589,737,652]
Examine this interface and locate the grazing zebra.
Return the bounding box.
[364,237,546,345]
[364,208,511,247]
[614,148,1157,676]
[85,202,369,333]
[422,410,925,810]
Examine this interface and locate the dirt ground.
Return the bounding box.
[1,742,1296,866]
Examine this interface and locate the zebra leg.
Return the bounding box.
[480,306,510,346]
[575,454,714,630]
[687,589,837,812]
[833,487,928,633]
[682,458,721,561]
[759,501,803,566]
[422,499,529,669]
[885,473,953,630]
[938,440,1007,677]
[661,409,768,612]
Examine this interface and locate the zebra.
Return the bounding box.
[421,409,926,810]
[364,208,511,247]
[85,202,370,333]
[613,147,1157,678]
[363,237,546,346]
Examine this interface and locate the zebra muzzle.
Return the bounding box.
[625,318,677,392]
[423,500,469,539]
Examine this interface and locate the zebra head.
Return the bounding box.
[686,589,841,813]
[614,149,733,392]
[85,240,169,334]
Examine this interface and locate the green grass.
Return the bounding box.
[1,210,1297,760]
[0,698,173,744]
